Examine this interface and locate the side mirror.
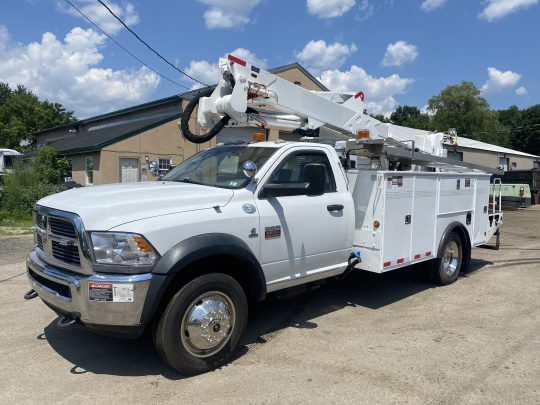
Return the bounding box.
[149,161,160,176]
[303,163,326,196]
[243,160,257,178]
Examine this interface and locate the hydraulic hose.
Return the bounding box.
[180,89,231,144]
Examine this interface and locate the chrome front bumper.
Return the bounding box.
[27,249,152,326]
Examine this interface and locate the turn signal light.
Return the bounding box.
[132,236,154,254]
[373,220,380,229]
[356,130,370,139]
[252,132,266,142]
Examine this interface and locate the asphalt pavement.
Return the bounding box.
[0,209,538,404]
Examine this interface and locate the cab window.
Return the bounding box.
[269,151,336,193]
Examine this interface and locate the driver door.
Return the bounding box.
[255,148,351,289]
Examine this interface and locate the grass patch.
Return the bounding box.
[0,227,33,237]
[0,210,32,229]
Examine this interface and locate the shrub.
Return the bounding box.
[0,147,68,218]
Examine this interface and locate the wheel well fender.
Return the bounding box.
[437,222,471,272]
[140,234,266,324]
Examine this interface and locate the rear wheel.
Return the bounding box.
[430,231,463,285]
[153,273,248,375]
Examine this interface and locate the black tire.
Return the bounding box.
[153,273,248,375]
[430,231,463,285]
[180,90,230,144]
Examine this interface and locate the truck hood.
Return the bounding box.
[37,182,234,230]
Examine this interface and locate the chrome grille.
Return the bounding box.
[36,212,45,229]
[52,240,80,265]
[49,217,77,239]
[33,208,87,271]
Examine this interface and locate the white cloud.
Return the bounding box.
[307,0,356,18]
[420,0,447,12]
[198,0,262,29]
[0,26,159,117]
[481,67,522,93]
[185,48,267,89]
[479,0,538,21]
[515,86,528,96]
[319,66,414,116]
[382,41,418,67]
[61,0,140,35]
[295,40,357,73]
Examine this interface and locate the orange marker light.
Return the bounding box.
[356,130,370,139]
[132,236,153,254]
[252,132,266,142]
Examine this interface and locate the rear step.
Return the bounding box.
[478,228,500,250]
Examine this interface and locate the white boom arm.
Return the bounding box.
[197,55,445,157]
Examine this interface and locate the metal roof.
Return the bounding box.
[452,136,539,159]
[49,113,180,155]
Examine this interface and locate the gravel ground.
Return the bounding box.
[0,234,33,266]
[0,208,538,404]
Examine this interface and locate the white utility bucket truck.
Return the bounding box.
[25,55,502,375]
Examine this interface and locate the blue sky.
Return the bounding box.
[0,0,538,118]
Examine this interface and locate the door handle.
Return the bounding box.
[327,204,344,212]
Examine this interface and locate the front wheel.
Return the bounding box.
[430,231,463,285]
[153,273,248,375]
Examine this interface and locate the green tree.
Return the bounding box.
[32,146,70,184]
[370,114,390,123]
[0,83,75,150]
[427,81,509,146]
[390,105,432,130]
[499,104,540,156]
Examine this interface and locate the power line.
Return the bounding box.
[64,0,191,90]
[97,0,208,87]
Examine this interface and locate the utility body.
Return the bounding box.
[26,55,502,374]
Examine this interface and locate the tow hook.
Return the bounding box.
[24,289,38,300]
[57,316,77,329]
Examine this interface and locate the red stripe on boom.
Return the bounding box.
[228,55,246,66]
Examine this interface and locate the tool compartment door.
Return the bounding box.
[410,175,437,259]
[381,174,413,270]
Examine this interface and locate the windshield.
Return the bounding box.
[162,145,277,189]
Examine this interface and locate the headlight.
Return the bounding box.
[90,232,158,266]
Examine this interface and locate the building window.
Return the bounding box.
[158,157,172,172]
[498,156,509,171]
[85,156,94,185]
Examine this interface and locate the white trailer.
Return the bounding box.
[0,148,20,173]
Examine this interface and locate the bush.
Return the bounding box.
[0,147,68,218]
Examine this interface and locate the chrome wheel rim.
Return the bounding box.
[180,291,235,358]
[442,240,460,276]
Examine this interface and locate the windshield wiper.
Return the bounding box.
[175,177,203,185]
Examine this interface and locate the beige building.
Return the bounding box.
[445,136,539,172]
[35,63,328,186]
